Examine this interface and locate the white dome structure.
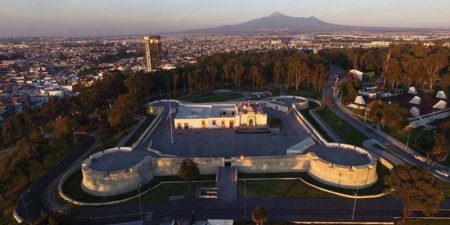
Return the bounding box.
[409,106,420,117]
[409,96,422,105]
[408,86,418,95]
[433,100,447,110]
[354,95,366,105]
[436,91,447,100]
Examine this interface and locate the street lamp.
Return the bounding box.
[244,178,247,219]
[351,186,358,220]
[169,100,174,144]
[137,184,143,221]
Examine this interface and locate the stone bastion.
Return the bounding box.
[81,147,377,197]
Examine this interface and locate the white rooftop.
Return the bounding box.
[433,100,447,110]
[436,91,447,100]
[176,104,237,119]
[354,95,366,105]
[409,96,421,105]
[408,86,418,95]
[409,106,420,117]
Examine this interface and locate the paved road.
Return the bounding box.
[14,134,96,224]
[325,65,450,182]
[76,198,450,224]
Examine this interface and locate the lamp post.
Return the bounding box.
[169,100,174,144]
[244,178,247,219]
[138,184,143,221]
[351,186,358,220]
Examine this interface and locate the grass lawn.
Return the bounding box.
[316,108,368,146]
[297,102,333,142]
[179,92,243,103]
[61,169,215,204]
[125,114,156,146]
[237,166,389,199]
[237,178,339,199]
[286,87,321,98]
[129,181,215,204]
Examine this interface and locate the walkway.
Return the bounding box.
[216,167,237,199]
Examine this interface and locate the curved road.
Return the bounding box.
[325,65,450,182]
[14,134,96,224]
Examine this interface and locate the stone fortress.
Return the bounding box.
[80,96,380,197]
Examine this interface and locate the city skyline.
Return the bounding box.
[1,0,450,37]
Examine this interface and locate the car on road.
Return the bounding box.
[436,169,449,177]
[414,155,427,163]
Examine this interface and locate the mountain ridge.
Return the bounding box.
[179,12,438,34]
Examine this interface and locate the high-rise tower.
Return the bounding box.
[143,36,162,72]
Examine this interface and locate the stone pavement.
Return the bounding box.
[217,167,237,199]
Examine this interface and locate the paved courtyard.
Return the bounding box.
[145,107,310,157]
[89,97,372,172]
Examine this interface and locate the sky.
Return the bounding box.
[1,0,450,37]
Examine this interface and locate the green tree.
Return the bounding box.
[107,94,137,130]
[53,116,73,141]
[177,158,200,194]
[384,165,444,221]
[252,206,268,225]
[429,134,449,162]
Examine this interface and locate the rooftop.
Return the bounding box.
[175,103,238,119]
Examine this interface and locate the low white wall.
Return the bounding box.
[231,154,310,173]
[266,101,290,112]
[409,109,450,128]
[151,157,224,176]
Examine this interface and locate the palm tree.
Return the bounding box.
[252,206,268,225]
[177,158,200,194]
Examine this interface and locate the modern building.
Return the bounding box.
[143,36,162,72]
[174,102,267,129]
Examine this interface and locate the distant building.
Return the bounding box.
[143,36,162,72]
[174,102,267,129]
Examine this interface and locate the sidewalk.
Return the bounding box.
[217,167,237,199]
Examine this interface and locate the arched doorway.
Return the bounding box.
[249,119,254,126]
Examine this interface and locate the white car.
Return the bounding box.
[436,169,449,177]
[414,155,427,163]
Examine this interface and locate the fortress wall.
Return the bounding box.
[150,157,224,176]
[81,156,154,197]
[80,95,381,197]
[231,154,310,173]
[308,156,378,189]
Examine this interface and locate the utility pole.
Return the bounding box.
[169,98,174,144]
[244,178,247,219]
[352,187,358,220]
[405,130,411,152]
[138,184,143,221]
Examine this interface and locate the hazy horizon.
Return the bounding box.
[1,0,450,37]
